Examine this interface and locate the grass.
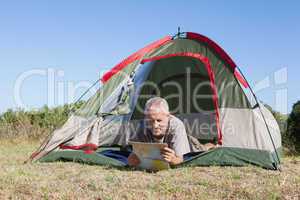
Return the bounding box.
[1,139,299,200]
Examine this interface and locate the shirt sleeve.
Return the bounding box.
[170,121,191,157]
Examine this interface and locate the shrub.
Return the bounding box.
[0,101,84,140]
[286,101,300,154]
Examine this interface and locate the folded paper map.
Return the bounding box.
[129,141,170,171]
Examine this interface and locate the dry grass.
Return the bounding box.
[1,139,299,200]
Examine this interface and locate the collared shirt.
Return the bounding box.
[132,115,191,156]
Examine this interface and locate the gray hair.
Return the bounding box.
[144,97,169,114]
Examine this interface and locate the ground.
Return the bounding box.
[1,140,299,200]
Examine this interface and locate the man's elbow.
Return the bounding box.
[170,155,184,166]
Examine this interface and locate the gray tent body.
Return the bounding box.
[30,32,281,169]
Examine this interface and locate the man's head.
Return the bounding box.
[144,97,170,139]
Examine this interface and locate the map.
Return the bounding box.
[129,141,170,171]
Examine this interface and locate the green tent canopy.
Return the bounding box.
[29,32,282,170]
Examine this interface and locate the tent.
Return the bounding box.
[29,32,282,169]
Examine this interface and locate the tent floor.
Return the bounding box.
[38,147,281,170]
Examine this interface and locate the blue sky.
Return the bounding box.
[0,0,299,114]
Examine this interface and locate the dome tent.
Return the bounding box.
[29,32,282,169]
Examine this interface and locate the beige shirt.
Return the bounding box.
[132,115,191,156]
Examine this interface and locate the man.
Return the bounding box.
[128,97,190,166]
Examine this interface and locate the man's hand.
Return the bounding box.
[161,147,183,166]
[128,153,140,167]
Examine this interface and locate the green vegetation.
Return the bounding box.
[0,102,84,140]
[286,101,300,153]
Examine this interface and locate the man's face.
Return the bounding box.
[145,111,170,139]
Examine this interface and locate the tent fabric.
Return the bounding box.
[39,148,127,167]
[140,53,222,144]
[29,115,99,161]
[234,68,249,88]
[186,32,237,69]
[30,32,282,170]
[220,105,281,150]
[101,36,172,83]
[38,147,280,170]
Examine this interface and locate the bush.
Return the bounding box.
[0,101,84,140]
[286,101,300,154]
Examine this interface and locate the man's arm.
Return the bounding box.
[161,147,183,165]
